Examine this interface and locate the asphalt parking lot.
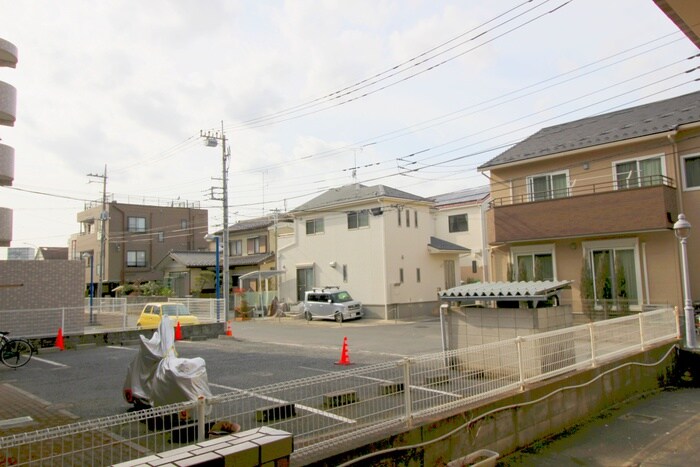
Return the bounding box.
[0,317,445,421]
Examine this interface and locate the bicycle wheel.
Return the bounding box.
[1,339,33,368]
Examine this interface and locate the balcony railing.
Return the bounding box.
[490,175,675,208]
[487,175,678,244]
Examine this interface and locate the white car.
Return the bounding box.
[303,287,363,322]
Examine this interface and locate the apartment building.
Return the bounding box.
[478,90,700,313]
[0,37,18,246]
[71,200,208,296]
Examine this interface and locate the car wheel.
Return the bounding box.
[305,311,312,321]
[335,312,344,323]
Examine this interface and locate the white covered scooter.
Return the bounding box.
[123,318,212,408]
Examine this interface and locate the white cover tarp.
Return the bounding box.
[124,318,212,407]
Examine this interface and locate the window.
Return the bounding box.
[414,210,418,228]
[232,240,242,256]
[306,218,324,235]
[448,214,468,233]
[472,260,477,274]
[157,232,164,242]
[347,210,369,229]
[527,171,568,201]
[127,216,146,233]
[416,268,421,283]
[126,250,146,267]
[399,268,404,283]
[683,154,700,189]
[512,245,555,281]
[343,264,348,282]
[398,209,402,227]
[247,236,267,254]
[405,209,410,227]
[615,156,663,189]
[584,239,640,305]
[181,220,188,229]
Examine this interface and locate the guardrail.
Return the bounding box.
[0,307,679,466]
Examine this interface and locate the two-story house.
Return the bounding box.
[277,184,468,319]
[71,200,208,296]
[431,185,490,284]
[478,90,700,314]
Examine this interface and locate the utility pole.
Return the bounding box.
[201,123,231,322]
[87,165,108,304]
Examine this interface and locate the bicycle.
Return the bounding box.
[0,331,35,368]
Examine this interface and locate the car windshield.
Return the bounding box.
[161,304,191,316]
[331,291,353,303]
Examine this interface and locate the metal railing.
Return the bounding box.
[0,307,679,466]
[490,174,675,207]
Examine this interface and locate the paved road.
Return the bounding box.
[0,317,445,420]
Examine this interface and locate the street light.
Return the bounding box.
[205,233,221,322]
[673,213,696,348]
[82,251,94,325]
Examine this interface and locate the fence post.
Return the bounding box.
[61,307,66,333]
[516,336,525,391]
[588,323,596,368]
[674,306,681,339]
[122,299,128,330]
[197,396,207,442]
[638,312,645,350]
[402,358,413,427]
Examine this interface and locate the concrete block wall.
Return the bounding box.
[113,427,292,467]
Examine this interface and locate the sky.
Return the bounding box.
[0,0,698,255]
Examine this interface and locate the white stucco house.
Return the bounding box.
[277,184,470,319]
[431,185,490,284]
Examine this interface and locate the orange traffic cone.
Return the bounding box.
[55,328,65,351]
[175,321,183,341]
[226,320,233,337]
[335,336,351,365]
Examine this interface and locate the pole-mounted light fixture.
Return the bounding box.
[673,213,696,348]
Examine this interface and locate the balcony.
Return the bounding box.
[0,207,12,246]
[0,38,18,68]
[487,176,678,244]
[0,143,13,186]
[0,80,17,127]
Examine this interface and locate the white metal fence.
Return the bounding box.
[0,307,679,466]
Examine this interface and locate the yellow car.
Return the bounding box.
[136,302,200,329]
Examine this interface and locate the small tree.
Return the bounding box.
[615,258,629,313]
[580,257,595,315]
[193,270,216,297]
[594,253,612,315]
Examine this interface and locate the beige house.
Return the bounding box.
[478,90,700,313]
[71,200,208,296]
[277,184,469,319]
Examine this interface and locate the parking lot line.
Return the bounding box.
[107,345,137,351]
[30,356,68,367]
[209,383,356,424]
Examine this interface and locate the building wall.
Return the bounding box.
[433,202,487,283]
[0,260,83,311]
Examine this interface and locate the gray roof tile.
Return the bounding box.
[479,91,700,170]
[292,184,430,213]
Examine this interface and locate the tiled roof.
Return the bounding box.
[37,247,69,260]
[439,280,572,301]
[430,185,490,207]
[166,251,275,268]
[292,184,430,213]
[168,251,216,267]
[479,91,700,170]
[428,236,469,252]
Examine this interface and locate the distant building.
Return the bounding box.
[71,199,208,296]
[7,247,33,260]
[35,247,69,260]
